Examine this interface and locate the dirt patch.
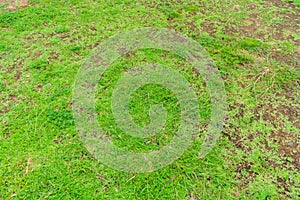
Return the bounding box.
[0,94,17,114]
[254,104,299,126]
[265,0,298,9]
[225,99,299,172]
[224,1,299,67]
[277,105,299,123]
[48,51,60,62]
[237,13,265,39]
[223,127,254,153]
[239,9,298,41]
[271,130,299,169]
[0,0,29,12]
[200,22,216,36]
[234,161,257,190]
[253,102,299,169]
[276,177,292,197]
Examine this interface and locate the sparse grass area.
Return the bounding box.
[0,0,299,199]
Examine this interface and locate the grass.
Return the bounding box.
[0,0,299,199]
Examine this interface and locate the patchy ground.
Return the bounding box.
[0,0,299,199]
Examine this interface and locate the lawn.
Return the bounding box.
[0,0,299,199]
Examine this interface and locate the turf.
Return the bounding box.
[0,0,299,199]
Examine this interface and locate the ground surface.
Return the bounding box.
[0,0,299,199]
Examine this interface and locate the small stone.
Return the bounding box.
[286,141,293,146]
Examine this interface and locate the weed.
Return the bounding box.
[29,59,49,69]
[46,108,74,128]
